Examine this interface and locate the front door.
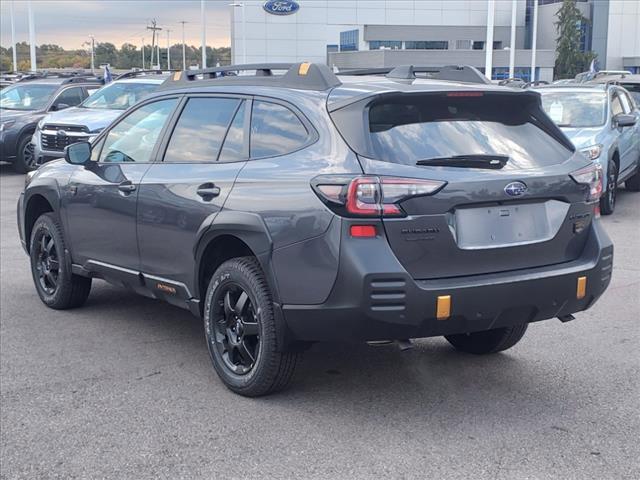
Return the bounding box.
[64,98,179,271]
[137,96,249,297]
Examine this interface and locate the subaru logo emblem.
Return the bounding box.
[504,181,527,197]
[56,129,67,137]
[263,0,299,15]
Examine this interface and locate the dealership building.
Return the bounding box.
[231,0,640,81]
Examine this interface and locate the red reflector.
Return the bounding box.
[350,225,376,238]
[446,91,484,97]
[594,203,601,218]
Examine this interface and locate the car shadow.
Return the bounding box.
[73,281,583,426]
[0,161,22,176]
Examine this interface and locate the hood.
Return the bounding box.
[559,126,605,150]
[40,106,123,133]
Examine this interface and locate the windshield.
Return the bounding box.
[0,83,58,110]
[540,91,607,128]
[81,82,158,110]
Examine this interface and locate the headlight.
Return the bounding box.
[37,119,45,130]
[579,144,602,161]
[0,120,16,132]
[25,170,37,188]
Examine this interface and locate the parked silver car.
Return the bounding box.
[536,84,640,214]
[32,72,168,164]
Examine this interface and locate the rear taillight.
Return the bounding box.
[570,163,603,203]
[312,175,446,218]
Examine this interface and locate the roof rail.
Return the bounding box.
[115,69,179,80]
[337,65,491,85]
[159,63,342,91]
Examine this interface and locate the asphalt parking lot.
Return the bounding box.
[1,163,638,480]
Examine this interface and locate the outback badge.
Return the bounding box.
[504,181,527,197]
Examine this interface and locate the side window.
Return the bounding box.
[99,98,177,163]
[90,137,105,162]
[53,87,85,108]
[611,93,624,116]
[164,97,240,163]
[618,91,632,113]
[219,101,247,162]
[86,86,101,97]
[250,101,309,158]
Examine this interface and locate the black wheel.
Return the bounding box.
[445,324,528,355]
[626,167,640,191]
[29,213,91,309]
[599,160,618,215]
[204,257,299,397]
[14,134,37,174]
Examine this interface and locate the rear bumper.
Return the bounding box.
[282,220,613,342]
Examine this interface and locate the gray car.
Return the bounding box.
[0,75,103,172]
[536,84,640,214]
[17,63,614,396]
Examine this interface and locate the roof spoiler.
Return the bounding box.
[337,65,492,85]
[159,63,342,91]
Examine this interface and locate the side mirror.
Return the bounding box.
[50,103,70,112]
[614,113,636,128]
[64,142,91,165]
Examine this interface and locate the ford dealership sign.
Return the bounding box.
[263,0,299,15]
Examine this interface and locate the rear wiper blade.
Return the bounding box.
[416,154,509,169]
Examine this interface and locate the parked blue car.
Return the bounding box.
[536,84,640,214]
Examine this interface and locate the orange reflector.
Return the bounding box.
[350,225,376,238]
[577,276,587,299]
[173,71,182,81]
[436,295,451,320]
[298,62,311,75]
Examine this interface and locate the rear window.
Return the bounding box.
[332,92,573,167]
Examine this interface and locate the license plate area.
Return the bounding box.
[453,200,570,250]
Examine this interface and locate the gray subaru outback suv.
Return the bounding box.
[17,64,613,396]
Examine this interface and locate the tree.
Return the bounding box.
[554,0,596,79]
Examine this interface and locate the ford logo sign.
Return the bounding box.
[263,0,299,15]
[504,181,528,197]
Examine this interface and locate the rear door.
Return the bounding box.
[614,88,639,175]
[136,95,249,295]
[331,90,594,279]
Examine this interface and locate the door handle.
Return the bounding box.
[197,183,221,199]
[118,181,136,193]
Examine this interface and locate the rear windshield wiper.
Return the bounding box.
[416,154,509,169]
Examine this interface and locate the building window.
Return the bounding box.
[491,67,538,82]
[456,40,472,50]
[472,41,485,50]
[340,30,359,52]
[493,41,503,50]
[370,40,403,50]
[405,41,448,50]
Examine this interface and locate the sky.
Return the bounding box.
[0,0,232,50]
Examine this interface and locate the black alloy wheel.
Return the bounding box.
[29,213,92,309]
[204,256,299,396]
[14,135,38,173]
[34,229,60,296]
[600,160,618,215]
[212,283,261,375]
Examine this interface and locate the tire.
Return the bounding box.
[203,256,299,397]
[626,167,640,192]
[599,160,618,215]
[445,324,528,355]
[29,213,92,309]
[13,134,37,174]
